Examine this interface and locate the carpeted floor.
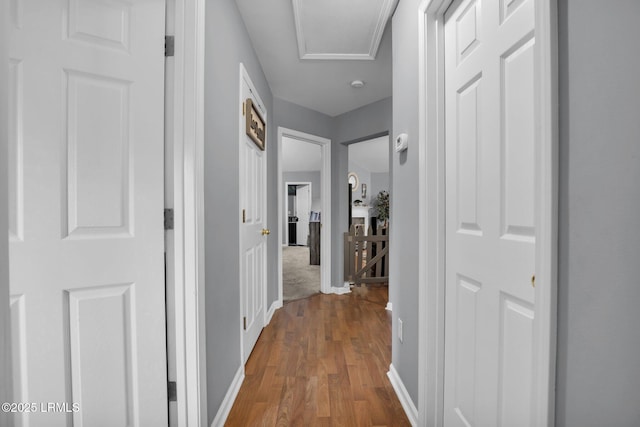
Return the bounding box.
[283,246,320,302]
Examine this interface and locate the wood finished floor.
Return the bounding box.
[225,285,410,426]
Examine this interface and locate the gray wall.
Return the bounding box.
[273,98,334,140]
[204,0,275,421]
[370,172,390,202]
[282,171,321,245]
[556,1,640,425]
[347,160,371,204]
[1,2,12,425]
[390,0,421,404]
[333,97,393,287]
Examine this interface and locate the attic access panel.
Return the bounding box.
[292,0,395,60]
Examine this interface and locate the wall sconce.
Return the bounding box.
[361,183,367,199]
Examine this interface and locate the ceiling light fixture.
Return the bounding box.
[350,80,365,88]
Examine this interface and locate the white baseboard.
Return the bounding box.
[266,299,282,324]
[386,302,393,311]
[387,363,418,426]
[331,285,352,295]
[210,365,244,427]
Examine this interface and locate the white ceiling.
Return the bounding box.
[282,137,322,172]
[235,0,394,117]
[348,135,390,173]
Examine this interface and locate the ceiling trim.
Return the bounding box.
[292,0,396,61]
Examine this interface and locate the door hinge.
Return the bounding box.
[243,316,247,330]
[165,35,175,57]
[168,381,177,402]
[164,208,174,230]
[242,209,246,223]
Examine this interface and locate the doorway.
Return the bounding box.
[285,182,313,247]
[417,0,558,425]
[345,135,391,307]
[278,128,332,303]
[346,135,390,233]
[283,181,318,301]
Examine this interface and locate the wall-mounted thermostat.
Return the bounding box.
[395,133,408,152]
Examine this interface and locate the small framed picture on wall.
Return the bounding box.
[245,98,266,150]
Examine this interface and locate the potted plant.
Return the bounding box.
[372,191,389,227]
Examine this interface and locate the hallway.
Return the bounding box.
[226,286,409,426]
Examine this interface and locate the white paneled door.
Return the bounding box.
[296,184,310,245]
[443,0,536,426]
[240,67,268,364]
[9,0,168,425]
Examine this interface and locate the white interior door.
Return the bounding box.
[443,0,536,425]
[9,1,168,425]
[296,184,310,245]
[240,68,267,364]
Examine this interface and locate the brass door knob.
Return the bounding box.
[261,229,271,236]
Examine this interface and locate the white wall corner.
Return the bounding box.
[387,363,418,426]
[210,365,245,427]
[266,299,283,324]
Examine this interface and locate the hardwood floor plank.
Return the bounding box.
[225,286,410,426]
[354,401,373,427]
[316,361,331,417]
[346,364,365,401]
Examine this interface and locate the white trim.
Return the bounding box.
[265,300,282,325]
[209,366,245,427]
[532,1,559,425]
[169,0,207,425]
[416,1,558,426]
[277,127,332,302]
[417,2,448,424]
[330,285,352,295]
[387,364,418,426]
[239,63,268,365]
[284,181,313,246]
[0,0,11,421]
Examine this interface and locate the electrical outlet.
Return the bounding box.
[398,318,403,343]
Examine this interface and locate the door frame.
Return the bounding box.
[284,181,313,246]
[165,0,207,425]
[278,127,332,300]
[416,0,559,426]
[0,0,11,419]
